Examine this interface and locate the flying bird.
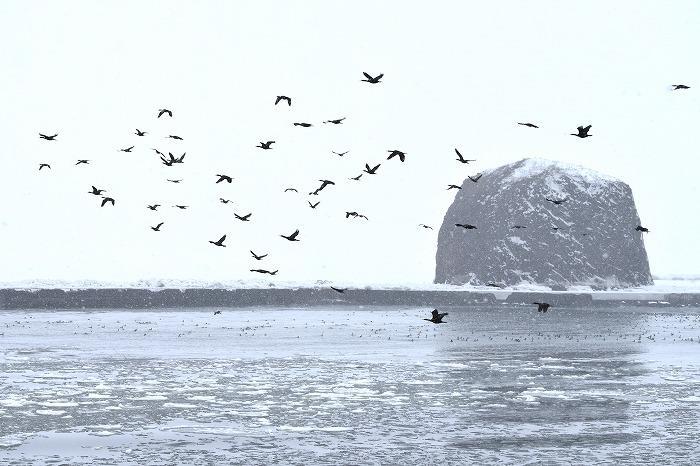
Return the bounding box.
[636,225,649,233]
[424,309,448,324]
[672,84,690,90]
[364,163,380,174]
[284,188,298,193]
[332,151,349,157]
[387,150,406,162]
[101,197,115,207]
[209,235,227,247]
[152,148,165,157]
[324,118,345,125]
[89,186,105,195]
[418,224,433,230]
[147,204,160,211]
[361,72,383,84]
[330,286,346,293]
[308,201,320,209]
[545,197,568,205]
[250,251,268,260]
[533,302,551,313]
[120,146,134,153]
[455,223,477,229]
[468,174,482,183]
[174,205,188,209]
[447,184,462,190]
[250,269,278,275]
[216,174,233,184]
[275,95,292,106]
[135,129,147,136]
[39,163,51,170]
[167,135,183,140]
[517,122,539,128]
[219,198,232,204]
[39,133,58,141]
[280,229,300,241]
[167,179,182,184]
[511,225,527,229]
[346,211,368,220]
[257,141,275,150]
[75,159,89,165]
[315,179,335,192]
[235,212,252,222]
[213,310,222,315]
[157,108,173,118]
[293,122,312,128]
[350,174,363,181]
[571,125,592,138]
[151,222,164,232]
[455,149,475,164]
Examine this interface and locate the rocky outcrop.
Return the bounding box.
[435,158,653,289]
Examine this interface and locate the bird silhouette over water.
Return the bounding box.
[213,310,222,315]
[275,95,292,106]
[257,141,275,150]
[250,269,278,275]
[89,186,105,195]
[151,222,164,232]
[387,150,406,162]
[424,309,448,324]
[216,174,233,184]
[39,133,58,141]
[209,235,227,247]
[234,212,252,222]
[468,174,482,183]
[324,118,345,125]
[455,149,475,164]
[533,302,551,313]
[120,146,134,153]
[362,72,383,84]
[511,225,527,229]
[364,163,380,174]
[332,150,349,157]
[330,286,346,293]
[75,159,89,165]
[135,129,147,136]
[672,84,690,90]
[447,184,462,190]
[250,250,268,260]
[571,125,592,138]
[545,197,568,205]
[39,163,51,170]
[157,108,173,118]
[101,197,115,207]
[455,223,477,229]
[517,122,539,128]
[636,225,650,233]
[281,229,300,241]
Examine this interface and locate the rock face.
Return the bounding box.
[435,158,653,289]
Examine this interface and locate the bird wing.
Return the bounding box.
[289,229,299,239]
[275,96,282,105]
[363,72,372,79]
[583,125,592,132]
[218,235,226,243]
[375,74,384,80]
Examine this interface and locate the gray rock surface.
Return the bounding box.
[435,158,653,289]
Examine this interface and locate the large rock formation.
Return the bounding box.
[435,158,653,289]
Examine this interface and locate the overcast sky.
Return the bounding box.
[0,1,698,284]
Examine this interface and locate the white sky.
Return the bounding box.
[0,1,698,283]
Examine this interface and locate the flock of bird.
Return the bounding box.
[35,75,691,323]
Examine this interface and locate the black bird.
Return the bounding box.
[468,174,482,183]
[147,204,160,210]
[39,133,58,141]
[324,118,345,125]
[257,141,275,150]
[293,122,312,128]
[135,129,147,136]
[332,150,349,157]
[213,310,222,315]
[545,197,568,205]
[151,222,164,232]
[424,309,448,324]
[120,146,135,153]
[308,201,320,209]
[636,225,649,233]
[387,150,406,162]
[173,153,186,163]
[168,135,183,140]
[152,148,165,157]
[281,229,300,241]
[364,163,380,174]
[39,163,51,170]
[517,122,539,128]
[418,224,434,230]
[455,148,475,164]
[235,212,252,222]
[533,302,550,313]
[330,286,346,293]
[346,211,368,220]
[571,125,592,138]
[362,72,383,84]
[75,159,90,166]
[209,235,227,247]
[101,197,115,207]
[455,223,477,229]
[160,156,174,166]
[89,186,105,195]
[157,108,173,118]
[447,184,462,190]
[487,282,505,288]
[219,198,232,204]
[167,179,182,184]
[511,225,527,229]
[174,205,188,209]
[250,269,278,275]
[350,173,363,181]
[275,95,292,106]
[315,179,335,192]
[672,84,690,90]
[284,188,298,193]
[250,251,268,260]
[216,174,233,184]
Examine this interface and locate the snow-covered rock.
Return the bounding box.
[434,158,653,289]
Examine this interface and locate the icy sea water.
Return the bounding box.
[1,305,700,464]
